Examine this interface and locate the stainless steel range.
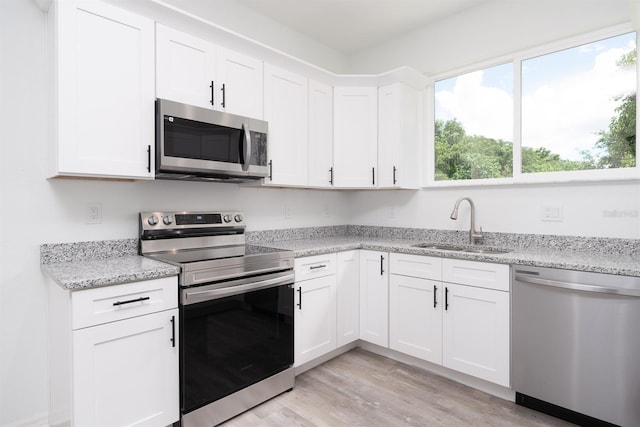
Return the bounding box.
[139,211,295,427]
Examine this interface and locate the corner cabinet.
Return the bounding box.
[333,87,378,188]
[155,24,263,119]
[48,0,155,179]
[48,277,179,427]
[263,64,309,186]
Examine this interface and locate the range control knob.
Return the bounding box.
[234,214,243,223]
[222,214,232,223]
[162,215,173,225]
[147,215,159,226]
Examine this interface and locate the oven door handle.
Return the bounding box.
[183,272,294,304]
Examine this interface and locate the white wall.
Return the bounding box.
[349,0,633,75]
[0,2,350,425]
[1,0,638,425]
[350,183,640,239]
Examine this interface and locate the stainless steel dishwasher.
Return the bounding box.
[512,266,640,427]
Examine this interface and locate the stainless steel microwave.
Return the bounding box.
[155,99,268,182]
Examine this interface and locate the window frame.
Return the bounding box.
[424,23,639,187]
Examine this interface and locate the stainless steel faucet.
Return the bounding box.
[450,197,484,245]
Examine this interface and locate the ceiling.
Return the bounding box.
[234,0,490,55]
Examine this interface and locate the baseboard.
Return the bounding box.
[294,341,358,375]
[1,412,50,427]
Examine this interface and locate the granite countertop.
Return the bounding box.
[261,236,640,277]
[41,229,640,291]
[41,240,180,290]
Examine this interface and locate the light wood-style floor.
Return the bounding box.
[221,348,574,427]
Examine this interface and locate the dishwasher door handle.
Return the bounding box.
[515,275,640,297]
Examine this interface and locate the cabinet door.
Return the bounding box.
[264,64,309,186]
[155,24,216,109]
[216,47,263,119]
[73,309,179,426]
[333,87,378,188]
[55,1,155,179]
[359,250,389,347]
[294,275,337,367]
[308,80,334,188]
[378,83,420,188]
[442,283,510,386]
[389,275,442,364]
[336,251,360,347]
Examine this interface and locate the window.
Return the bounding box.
[432,29,637,183]
[434,63,513,181]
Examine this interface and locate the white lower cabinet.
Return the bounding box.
[294,274,337,366]
[48,276,179,427]
[294,251,361,367]
[389,253,510,387]
[359,250,389,347]
[389,274,442,364]
[441,282,510,386]
[294,254,337,366]
[73,309,179,426]
[336,250,360,346]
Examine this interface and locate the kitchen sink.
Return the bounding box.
[412,242,511,254]
[412,243,465,251]
[462,248,511,254]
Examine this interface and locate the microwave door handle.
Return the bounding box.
[241,122,251,171]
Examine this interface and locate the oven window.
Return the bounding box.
[164,116,241,163]
[181,284,294,413]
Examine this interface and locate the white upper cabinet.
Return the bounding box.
[378,83,421,189]
[156,24,216,109]
[263,63,309,186]
[156,24,263,119]
[308,80,334,188]
[333,86,378,188]
[216,47,263,119]
[49,0,155,179]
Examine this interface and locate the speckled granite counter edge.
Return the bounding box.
[40,239,179,290]
[247,225,639,257]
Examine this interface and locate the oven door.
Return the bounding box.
[179,271,294,416]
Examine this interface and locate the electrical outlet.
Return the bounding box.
[285,207,294,219]
[86,203,102,224]
[541,205,563,222]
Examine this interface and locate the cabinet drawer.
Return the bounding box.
[390,253,442,280]
[72,276,178,329]
[442,259,509,292]
[295,253,337,282]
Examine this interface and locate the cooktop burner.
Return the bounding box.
[138,210,294,287]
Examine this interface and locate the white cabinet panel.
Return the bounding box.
[442,283,510,387]
[71,277,177,329]
[294,253,337,282]
[333,86,378,188]
[308,80,334,187]
[377,83,421,188]
[156,24,216,109]
[390,253,442,281]
[359,250,389,347]
[443,259,510,291]
[264,64,309,186]
[216,47,263,118]
[336,251,360,347]
[389,275,442,364]
[52,0,155,179]
[73,308,179,427]
[294,275,337,366]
